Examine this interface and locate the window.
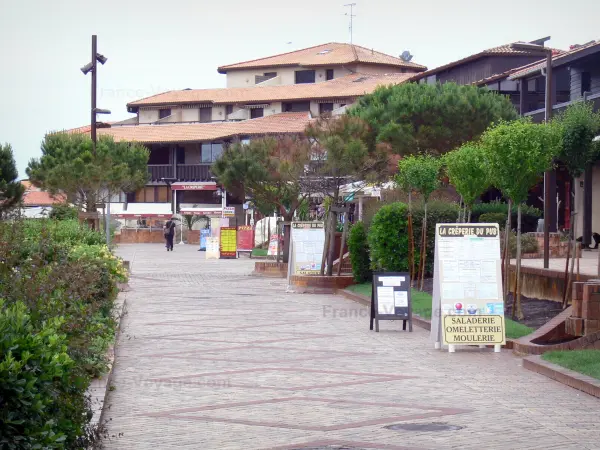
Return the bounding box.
[326,69,334,81]
[211,143,223,161]
[319,103,334,115]
[250,108,264,119]
[159,108,171,119]
[295,70,316,84]
[225,105,234,115]
[283,101,311,112]
[255,72,277,84]
[201,143,223,163]
[582,72,591,95]
[199,107,212,123]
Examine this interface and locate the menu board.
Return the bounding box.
[430,223,505,350]
[237,225,254,253]
[290,222,325,275]
[219,227,237,259]
[205,237,220,259]
[370,272,412,333]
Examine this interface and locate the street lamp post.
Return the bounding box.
[511,42,555,269]
[81,35,110,240]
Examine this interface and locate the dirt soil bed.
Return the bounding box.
[419,277,564,330]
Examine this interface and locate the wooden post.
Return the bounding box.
[337,213,349,276]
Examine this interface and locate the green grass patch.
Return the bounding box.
[542,350,600,381]
[505,319,534,339]
[251,248,268,257]
[346,283,431,319]
[345,282,532,339]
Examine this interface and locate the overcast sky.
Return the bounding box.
[1,0,599,178]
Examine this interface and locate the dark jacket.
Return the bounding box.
[164,220,176,236]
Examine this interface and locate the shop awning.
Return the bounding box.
[114,203,172,219]
[171,182,218,191]
[180,207,222,217]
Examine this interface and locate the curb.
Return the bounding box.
[523,355,600,399]
[88,287,129,429]
[337,288,513,349]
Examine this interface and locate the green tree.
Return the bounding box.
[443,143,490,222]
[350,82,518,156]
[552,102,600,304]
[481,119,562,319]
[212,135,312,262]
[397,154,441,290]
[26,133,149,214]
[305,115,392,275]
[0,143,24,218]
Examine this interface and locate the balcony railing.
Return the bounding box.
[177,164,212,182]
[148,165,173,182]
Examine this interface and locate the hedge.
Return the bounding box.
[348,221,371,283]
[471,201,542,232]
[369,201,459,275]
[0,219,126,447]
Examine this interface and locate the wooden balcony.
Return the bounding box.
[176,164,212,182]
[148,165,173,182]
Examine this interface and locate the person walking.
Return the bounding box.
[164,217,176,251]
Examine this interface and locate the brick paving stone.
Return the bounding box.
[103,244,600,450]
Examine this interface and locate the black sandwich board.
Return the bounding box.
[369,272,413,332]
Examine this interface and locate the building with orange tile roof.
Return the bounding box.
[60,42,424,219]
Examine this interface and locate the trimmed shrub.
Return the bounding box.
[479,212,507,229]
[411,201,461,275]
[471,201,542,232]
[0,301,88,449]
[369,203,410,272]
[504,231,539,257]
[369,201,460,275]
[348,222,371,283]
[49,203,78,221]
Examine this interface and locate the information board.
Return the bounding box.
[237,225,254,254]
[430,223,505,352]
[219,227,237,259]
[206,237,220,259]
[199,229,210,251]
[223,207,236,217]
[289,222,325,275]
[370,272,412,333]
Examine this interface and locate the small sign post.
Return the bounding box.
[219,227,237,259]
[370,272,412,332]
[236,225,254,258]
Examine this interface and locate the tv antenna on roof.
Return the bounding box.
[344,3,356,44]
[400,50,413,62]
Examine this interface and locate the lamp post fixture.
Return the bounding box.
[511,42,555,269]
[81,35,111,241]
[81,35,110,155]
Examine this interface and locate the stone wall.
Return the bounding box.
[566,281,600,336]
[113,229,165,244]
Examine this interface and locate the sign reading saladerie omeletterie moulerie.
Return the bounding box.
[437,224,505,346]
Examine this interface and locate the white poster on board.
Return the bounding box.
[431,223,505,350]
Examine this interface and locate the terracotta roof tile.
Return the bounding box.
[21,181,66,206]
[412,41,565,81]
[128,73,413,108]
[217,42,426,73]
[88,112,312,144]
[510,40,600,79]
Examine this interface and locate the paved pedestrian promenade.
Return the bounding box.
[104,244,600,450]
